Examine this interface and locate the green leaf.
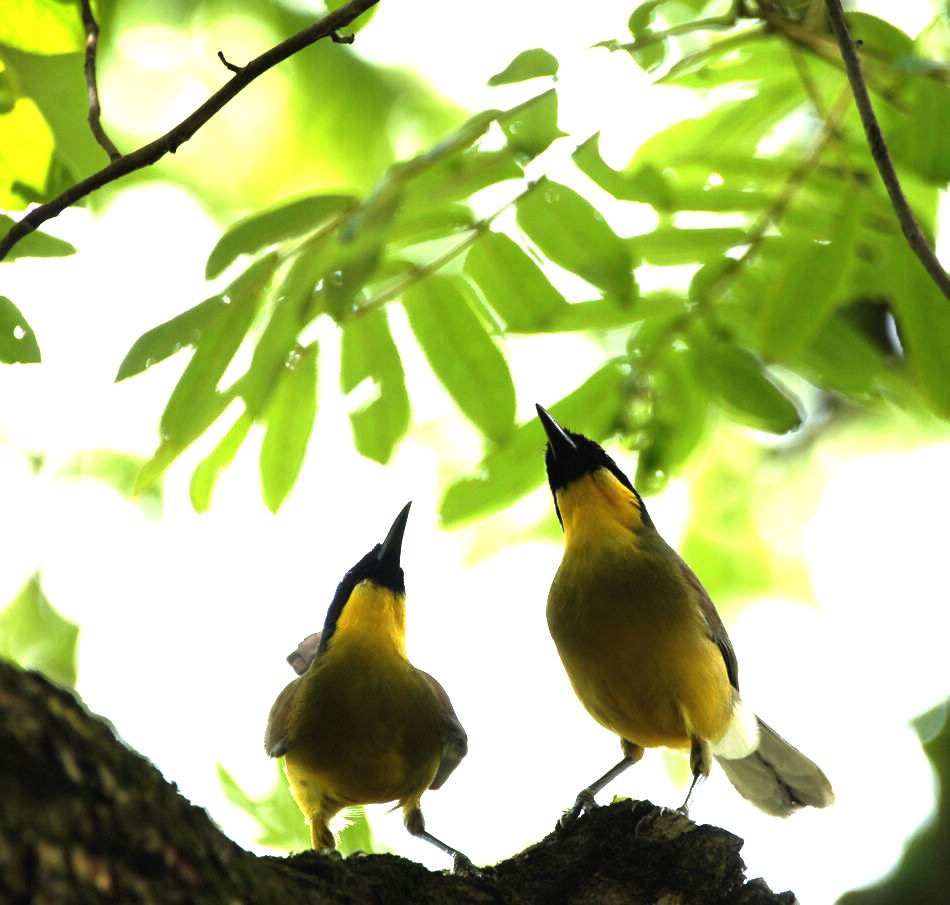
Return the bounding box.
[631,226,748,266]
[694,333,801,433]
[0,0,84,54]
[0,97,54,209]
[0,215,75,259]
[634,347,708,495]
[887,242,950,418]
[205,194,357,280]
[0,574,78,687]
[572,134,675,207]
[260,343,318,513]
[0,296,40,363]
[464,231,569,332]
[488,48,559,85]
[516,178,634,303]
[439,360,627,525]
[403,149,523,208]
[189,411,253,514]
[628,1,669,37]
[324,0,378,34]
[160,254,279,446]
[115,297,227,382]
[58,450,163,518]
[403,275,516,442]
[499,89,566,159]
[340,307,410,464]
[889,77,950,183]
[758,198,861,358]
[217,763,310,852]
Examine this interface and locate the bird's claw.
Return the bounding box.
[452,853,483,877]
[558,790,598,829]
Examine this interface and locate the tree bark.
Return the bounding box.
[0,661,796,904]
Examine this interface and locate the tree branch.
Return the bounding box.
[0,659,797,904]
[824,0,950,302]
[79,0,121,161]
[0,0,380,263]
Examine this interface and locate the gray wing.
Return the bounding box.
[675,552,740,692]
[419,669,468,790]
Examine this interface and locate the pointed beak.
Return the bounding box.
[377,501,411,571]
[536,404,577,461]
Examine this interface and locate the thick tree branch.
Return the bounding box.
[80,0,121,161]
[825,0,950,302]
[0,0,379,263]
[0,660,796,904]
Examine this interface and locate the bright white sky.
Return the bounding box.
[2,2,949,904]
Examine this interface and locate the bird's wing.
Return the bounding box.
[676,553,740,692]
[419,670,468,790]
[287,631,323,675]
[264,676,302,757]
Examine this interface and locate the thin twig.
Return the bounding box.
[80,0,121,161]
[0,0,380,262]
[217,51,244,74]
[825,0,950,301]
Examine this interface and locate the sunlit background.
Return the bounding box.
[2,1,950,903]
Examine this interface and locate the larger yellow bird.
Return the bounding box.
[264,503,470,868]
[536,404,834,821]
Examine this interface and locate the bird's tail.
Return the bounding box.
[715,717,834,817]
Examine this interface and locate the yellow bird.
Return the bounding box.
[536,404,834,820]
[264,503,471,868]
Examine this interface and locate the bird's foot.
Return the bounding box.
[558,790,597,830]
[452,853,484,877]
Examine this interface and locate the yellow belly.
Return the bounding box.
[286,648,443,814]
[548,548,734,750]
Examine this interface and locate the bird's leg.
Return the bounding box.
[560,741,643,828]
[404,804,476,874]
[678,736,712,815]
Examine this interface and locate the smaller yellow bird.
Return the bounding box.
[264,503,470,869]
[536,404,834,822]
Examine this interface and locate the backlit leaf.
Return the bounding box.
[189,411,253,514]
[0,296,40,363]
[0,216,75,259]
[260,343,319,513]
[499,89,566,159]
[488,48,559,85]
[403,275,516,442]
[516,178,634,303]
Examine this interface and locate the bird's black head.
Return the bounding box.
[536,404,651,528]
[317,502,410,655]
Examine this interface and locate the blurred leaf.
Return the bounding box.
[844,12,915,63]
[631,226,748,266]
[439,360,627,525]
[403,275,516,443]
[340,307,409,464]
[336,807,386,856]
[217,762,310,852]
[0,0,84,54]
[628,0,670,34]
[160,254,279,446]
[693,332,801,433]
[59,450,163,518]
[0,574,78,688]
[464,230,569,332]
[324,0,378,34]
[116,297,228,383]
[260,342,319,513]
[499,89,566,159]
[887,242,950,419]
[488,48,559,85]
[0,96,54,208]
[572,134,674,207]
[516,178,635,303]
[205,194,358,280]
[889,77,950,183]
[0,296,40,363]
[189,411,253,514]
[403,149,523,208]
[388,203,475,248]
[758,197,861,358]
[634,346,707,495]
[0,215,75,259]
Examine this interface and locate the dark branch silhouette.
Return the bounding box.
[0,0,380,262]
[825,0,950,302]
[79,0,121,161]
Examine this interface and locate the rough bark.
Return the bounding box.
[0,661,797,904]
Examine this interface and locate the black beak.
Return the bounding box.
[536,404,577,461]
[377,501,411,572]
